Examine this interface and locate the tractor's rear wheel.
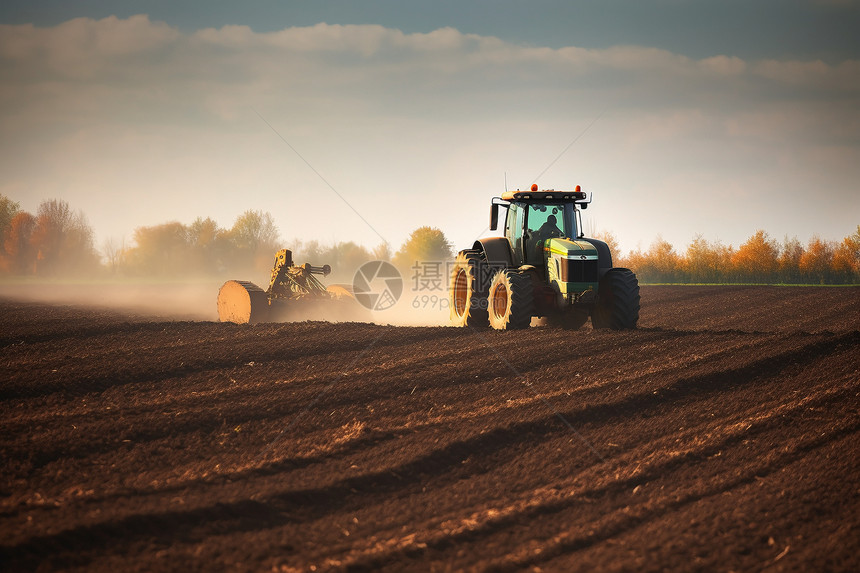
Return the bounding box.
[449,250,490,327]
[591,268,640,329]
[488,269,534,330]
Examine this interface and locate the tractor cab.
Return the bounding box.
[491,185,601,297]
[502,201,575,266]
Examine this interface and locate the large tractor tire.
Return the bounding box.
[450,250,490,327]
[488,269,535,330]
[591,268,640,330]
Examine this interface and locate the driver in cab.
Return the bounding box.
[531,214,564,260]
[537,214,563,240]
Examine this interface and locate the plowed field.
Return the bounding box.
[1,285,859,572]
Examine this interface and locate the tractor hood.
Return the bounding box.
[544,238,599,258]
[544,238,600,296]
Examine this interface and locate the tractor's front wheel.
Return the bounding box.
[488,269,534,330]
[591,268,640,329]
[450,250,490,327]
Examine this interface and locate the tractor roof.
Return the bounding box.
[500,185,587,202]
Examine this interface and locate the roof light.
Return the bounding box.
[531,183,538,192]
[575,185,581,192]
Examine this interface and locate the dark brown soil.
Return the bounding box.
[1,285,859,572]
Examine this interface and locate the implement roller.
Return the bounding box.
[217,248,367,324]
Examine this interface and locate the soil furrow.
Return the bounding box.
[1,286,857,572]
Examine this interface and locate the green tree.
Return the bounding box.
[188,217,229,273]
[188,217,221,248]
[0,194,20,242]
[227,210,280,273]
[393,226,453,271]
[126,222,190,276]
[327,241,373,281]
[229,210,279,251]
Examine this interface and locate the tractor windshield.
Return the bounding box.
[504,201,580,265]
[524,203,570,264]
[527,203,567,238]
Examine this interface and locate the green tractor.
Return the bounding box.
[449,184,640,330]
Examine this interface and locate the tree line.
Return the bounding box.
[599,229,860,285]
[0,195,454,281]
[0,196,100,276]
[1,194,857,284]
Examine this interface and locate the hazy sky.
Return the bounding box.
[1,1,858,257]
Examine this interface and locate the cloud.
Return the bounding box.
[753,59,860,92]
[0,15,857,254]
[698,55,747,76]
[2,16,857,120]
[0,15,179,79]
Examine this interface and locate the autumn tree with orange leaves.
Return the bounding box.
[0,197,98,276]
[1,192,857,284]
[684,235,734,283]
[2,212,37,274]
[732,230,779,283]
[610,228,857,284]
[830,226,860,283]
[623,237,683,283]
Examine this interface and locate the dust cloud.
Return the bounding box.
[367,294,450,327]
[0,281,453,326]
[0,281,220,321]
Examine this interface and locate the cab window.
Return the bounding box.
[505,204,525,262]
[524,204,565,263]
[527,204,565,238]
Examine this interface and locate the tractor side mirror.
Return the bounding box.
[490,203,500,230]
